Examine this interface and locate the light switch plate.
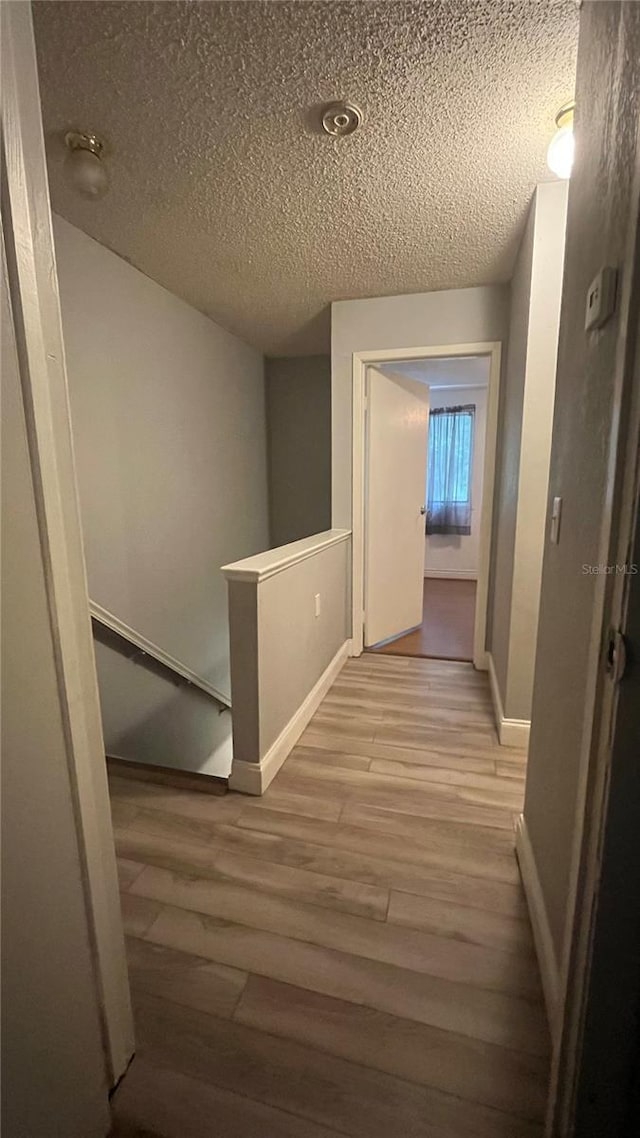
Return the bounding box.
[550,496,562,544]
[314,593,321,618]
[585,267,617,331]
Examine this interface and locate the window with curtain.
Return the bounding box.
[426,404,475,535]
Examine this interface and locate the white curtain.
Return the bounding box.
[426,404,475,535]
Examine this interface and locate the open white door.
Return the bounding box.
[364,367,429,647]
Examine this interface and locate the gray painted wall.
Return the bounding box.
[258,537,349,754]
[228,534,350,766]
[54,216,270,776]
[509,182,568,718]
[92,639,234,776]
[266,355,331,546]
[488,182,568,720]
[524,0,640,960]
[331,286,510,534]
[489,205,534,706]
[1,249,109,1137]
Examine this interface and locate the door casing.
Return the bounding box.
[2,0,134,1089]
[350,341,502,668]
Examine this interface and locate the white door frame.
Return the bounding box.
[2,0,134,1086]
[351,341,502,669]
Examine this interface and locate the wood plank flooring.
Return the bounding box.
[110,654,545,1138]
[368,578,476,661]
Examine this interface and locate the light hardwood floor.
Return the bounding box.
[110,654,546,1138]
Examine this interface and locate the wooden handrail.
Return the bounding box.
[89,600,231,710]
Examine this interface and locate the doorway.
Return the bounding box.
[352,344,501,669]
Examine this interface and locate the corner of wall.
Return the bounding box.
[487,653,531,747]
[515,814,560,1037]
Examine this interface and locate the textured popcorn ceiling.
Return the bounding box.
[34,0,578,355]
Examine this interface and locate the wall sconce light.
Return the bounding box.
[547,102,575,180]
[64,131,109,199]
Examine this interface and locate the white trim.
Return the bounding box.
[472,344,501,672]
[1,1,133,1084]
[90,599,231,708]
[222,529,350,583]
[429,382,489,391]
[515,815,560,1035]
[423,569,478,581]
[229,640,349,795]
[488,654,531,747]
[350,342,501,671]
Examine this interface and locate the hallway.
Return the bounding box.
[110,654,548,1138]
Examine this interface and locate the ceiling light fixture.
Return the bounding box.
[547,102,575,180]
[64,131,110,199]
[321,101,363,137]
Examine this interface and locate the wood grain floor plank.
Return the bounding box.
[332,679,490,705]
[120,892,164,938]
[297,730,497,774]
[109,774,245,823]
[117,821,388,921]
[126,936,247,1019]
[130,988,543,1138]
[116,801,227,850]
[320,694,386,720]
[110,774,343,831]
[368,757,525,807]
[357,674,492,698]
[341,800,518,855]
[242,787,343,822]
[342,655,412,672]
[305,711,378,741]
[235,976,548,1123]
[212,847,389,920]
[130,862,539,999]
[277,760,518,831]
[110,799,139,830]
[496,753,529,780]
[240,796,518,862]
[387,891,535,956]
[374,720,498,751]
[117,857,146,892]
[237,805,522,885]
[334,668,488,695]
[140,903,548,1054]
[290,745,372,771]
[380,704,496,732]
[117,819,527,918]
[111,1055,342,1138]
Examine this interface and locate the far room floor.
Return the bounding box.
[368,578,476,662]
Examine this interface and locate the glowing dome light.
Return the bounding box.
[64,131,109,200]
[547,102,575,180]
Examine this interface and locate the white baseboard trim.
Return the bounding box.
[229,640,350,796]
[487,653,531,747]
[515,814,560,1034]
[424,570,478,581]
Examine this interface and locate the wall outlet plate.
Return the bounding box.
[585,267,617,331]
